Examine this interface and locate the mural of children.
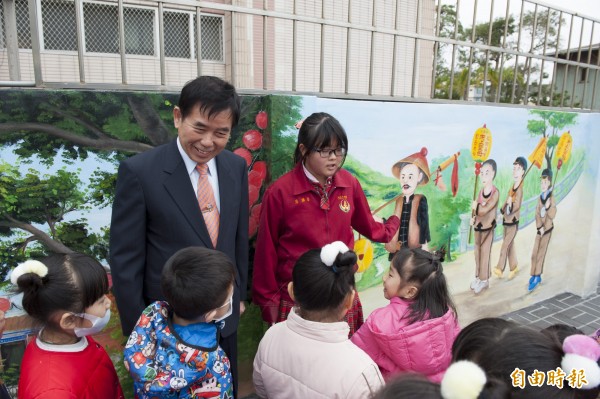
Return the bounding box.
[493,157,526,280]
[386,148,431,259]
[529,168,556,292]
[470,159,499,294]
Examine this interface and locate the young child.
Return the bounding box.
[453,318,600,398]
[373,362,511,399]
[351,248,460,382]
[124,247,234,398]
[253,242,384,398]
[12,253,124,399]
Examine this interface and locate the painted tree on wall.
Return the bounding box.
[526,110,578,169]
[0,90,302,278]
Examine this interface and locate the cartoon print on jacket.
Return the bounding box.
[124,301,233,398]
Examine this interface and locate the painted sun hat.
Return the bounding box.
[392,147,431,185]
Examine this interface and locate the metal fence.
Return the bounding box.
[0,0,599,110]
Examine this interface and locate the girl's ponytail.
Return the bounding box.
[10,253,108,327]
[293,242,356,312]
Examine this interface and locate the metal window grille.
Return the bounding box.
[164,10,190,58]
[15,0,31,49]
[198,14,223,61]
[83,2,118,53]
[124,6,154,55]
[0,2,5,48]
[41,0,77,51]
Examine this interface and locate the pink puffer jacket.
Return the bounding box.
[351,297,460,382]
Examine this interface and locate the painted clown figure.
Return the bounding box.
[385,148,431,259]
[493,157,526,280]
[470,159,499,294]
[529,168,557,292]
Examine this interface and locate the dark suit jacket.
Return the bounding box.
[109,139,249,337]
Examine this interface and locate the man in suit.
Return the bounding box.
[109,76,248,393]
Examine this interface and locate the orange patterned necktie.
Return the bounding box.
[196,163,219,247]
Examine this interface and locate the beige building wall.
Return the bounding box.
[1,0,434,94]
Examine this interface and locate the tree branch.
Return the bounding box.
[127,95,173,146]
[41,104,110,140]
[1,215,74,254]
[0,122,154,153]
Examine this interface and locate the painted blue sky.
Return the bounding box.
[306,98,591,177]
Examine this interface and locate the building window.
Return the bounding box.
[15,0,31,49]
[580,68,588,83]
[83,2,118,53]
[123,7,154,55]
[199,14,223,61]
[41,0,77,51]
[83,2,154,55]
[164,11,191,59]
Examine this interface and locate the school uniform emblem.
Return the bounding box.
[339,199,350,213]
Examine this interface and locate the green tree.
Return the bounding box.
[526,110,578,169]
[0,161,104,276]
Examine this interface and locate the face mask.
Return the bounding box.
[73,309,111,338]
[213,295,233,323]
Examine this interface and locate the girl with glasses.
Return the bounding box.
[253,112,401,335]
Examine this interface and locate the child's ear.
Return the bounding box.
[204,309,217,323]
[59,312,79,330]
[298,144,307,158]
[345,290,355,311]
[405,286,418,299]
[287,282,296,301]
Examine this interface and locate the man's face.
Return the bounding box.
[513,163,525,182]
[400,163,422,197]
[480,163,495,186]
[174,105,232,164]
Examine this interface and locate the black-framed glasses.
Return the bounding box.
[313,147,346,158]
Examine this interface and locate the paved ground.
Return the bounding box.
[503,283,600,335]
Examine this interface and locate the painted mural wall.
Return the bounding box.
[1,89,599,390]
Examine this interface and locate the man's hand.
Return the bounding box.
[240,301,246,316]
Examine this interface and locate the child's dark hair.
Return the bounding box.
[391,248,456,323]
[178,76,241,127]
[293,112,349,165]
[374,372,510,399]
[13,253,109,327]
[292,248,356,312]
[541,323,585,344]
[161,247,235,319]
[455,321,596,398]
[374,374,441,399]
[452,318,518,363]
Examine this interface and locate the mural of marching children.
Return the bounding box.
[529,168,557,292]
[493,157,527,280]
[470,160,499,295]
[385,148,432,259]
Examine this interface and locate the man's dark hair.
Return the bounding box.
[161,246,235,319]
[178,76,241,128]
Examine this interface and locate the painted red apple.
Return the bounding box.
[252,161,267,180]
[249,185,260,208]
[249,203,262,237]
[0,297,10,312]
[243,130,263,151]
[248,170,265,190]
[233,147,252,166]
[255,111,268,130]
